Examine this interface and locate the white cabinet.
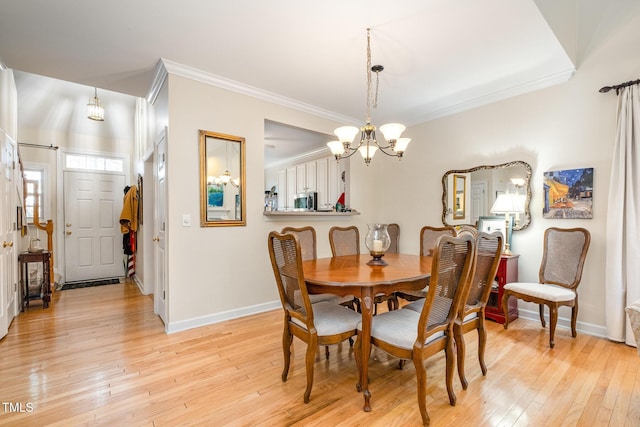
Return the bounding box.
[277,170,287,211]
[286,166,296,209]
[278,155,343,211]
[315,158,328,209]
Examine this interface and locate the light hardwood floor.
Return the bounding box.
[1,281,639,426]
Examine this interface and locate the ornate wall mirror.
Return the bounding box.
[441,160,532,230]
[199,130,246,227]
[453,174,466,219]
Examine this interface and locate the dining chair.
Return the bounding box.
[329,225,360,257]
[282,226,358,353]
[502,227,591,348]
[387,223,400,254]
[456,224,479,238]
[453,231,502,389]
[356,233,475,426]
[395,225,456,303]
[268,231,361,403]
[281,226,342,306]
[329,225,397,313]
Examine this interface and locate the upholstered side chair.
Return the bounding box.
[502,227,591,348]
[357,234,475,425]
[453,231,502,389]
[396,225,456,303]
[268,231,361,403]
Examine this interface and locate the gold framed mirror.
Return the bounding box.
[453,174,466,219]
[441,160,532,230]
[199,130,246,227]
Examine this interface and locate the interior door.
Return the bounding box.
[471,181,487,225]
[154,131,167,324]
[0,131,13,338]
[63,171,125,282]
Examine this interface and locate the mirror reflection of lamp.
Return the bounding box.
[490,193,524,255]
[214,144,239,187]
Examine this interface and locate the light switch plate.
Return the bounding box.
[182,214,191,227]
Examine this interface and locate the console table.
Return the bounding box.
[19,251,52,309]
[485,254,519,323]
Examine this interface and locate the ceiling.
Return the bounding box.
[0,0,577,162]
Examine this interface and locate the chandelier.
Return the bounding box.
[87,87,105,121]
[327,28,410,165]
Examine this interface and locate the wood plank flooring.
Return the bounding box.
[1,281,639,426]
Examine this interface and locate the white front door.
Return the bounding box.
[63,171,125,282]
[154,131,167,324]
[471,181,487,225]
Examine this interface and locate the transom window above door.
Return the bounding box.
[65,154,124,172]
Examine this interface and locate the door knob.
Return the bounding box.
[2,241,7,248]
[66,223,72,227]
[66,231,72,235]
[153,236,160,242]
[8,241,13,247]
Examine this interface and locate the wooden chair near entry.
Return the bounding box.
[502,227,591,348]
[395,225,456,303]
[357,234,476,426]
[267,231,361,403]
[329,225,398,314]
[452,231,502,389]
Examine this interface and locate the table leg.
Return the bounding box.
[357,288,375,412]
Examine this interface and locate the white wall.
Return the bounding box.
[377,6,640,333]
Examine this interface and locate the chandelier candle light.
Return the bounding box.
[327,29,410,165]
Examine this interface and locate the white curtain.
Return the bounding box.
[605,85,640,345]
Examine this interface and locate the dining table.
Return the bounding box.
[301,253,432,412]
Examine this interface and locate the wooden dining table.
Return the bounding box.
[301,253,432,412]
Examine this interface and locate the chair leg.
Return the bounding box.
[549,304,558,349]
[354,332,362,392]
[539,304,546,328]
[304,337,317,403]
[445,334,457,406]
[282,327,292,382]
[325,345,330,360]
[454,325,468,390]
[502,291,511,330]
[478,320,488,376]
[413,355,430,426]
[571,302,578,338]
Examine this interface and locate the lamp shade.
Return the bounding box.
[394,138,411,153]
[358,145,378,160]
[327,140,345,156]
[334,126,359,144]
[379,123,405,141]
[490,193,521,214]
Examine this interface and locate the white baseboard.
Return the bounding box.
[166,300,281,334]
[517,307,607,338]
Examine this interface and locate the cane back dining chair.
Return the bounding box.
[387,223,400,254]
[281,226,343,306]
[395,225,456,303]
[358,234,475,426]
[453,231,502,389]
[268,231,361,403]
[329,225,397,313]
[502,227,591,348]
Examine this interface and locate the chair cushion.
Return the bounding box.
[463,311,478,322]
[625,302,640,355]
[503,282,576,302]
[357,308,444,350]
[293,290,340,307]
[402,299,425,313]
[291,301,361,336]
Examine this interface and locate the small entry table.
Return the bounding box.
[19,250,52,309]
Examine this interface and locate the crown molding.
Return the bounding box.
[146,59,168,105]
[411,67,576,124]
[157,58,357,124]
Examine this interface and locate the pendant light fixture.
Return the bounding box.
[327,28,410,165]
[87,87,105,121]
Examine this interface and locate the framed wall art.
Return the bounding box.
[543,168,593,219]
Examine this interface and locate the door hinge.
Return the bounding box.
[163,291,166,299]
